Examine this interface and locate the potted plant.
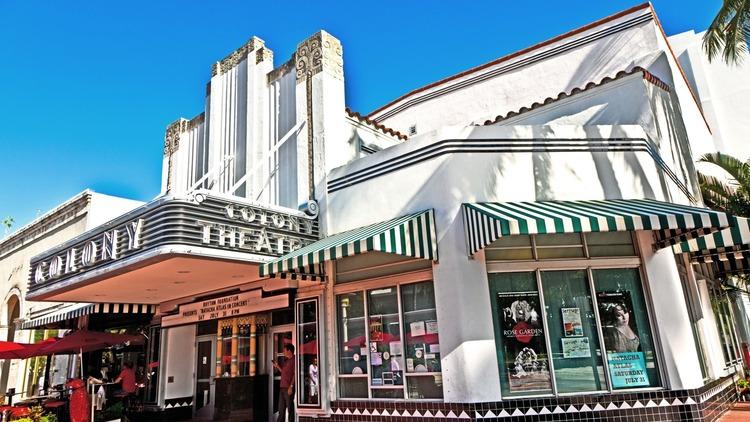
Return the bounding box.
[737,378,750,398]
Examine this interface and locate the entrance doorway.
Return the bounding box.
[195,336,215,413]
[0,295,20,394]
[268,326,293,422]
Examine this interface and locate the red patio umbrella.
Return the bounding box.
[39,330,143,355]
[0,338,58,359]
[0,341,26,359]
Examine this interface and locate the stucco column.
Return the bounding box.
[431,211,502,402]
[636,231,704,388]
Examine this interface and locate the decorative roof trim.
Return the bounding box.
[211,36,266,77]
[346,108,407,140]
[0,190,93,255]
[367,3,652,119]
[482,66,671,125]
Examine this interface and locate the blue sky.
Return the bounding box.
[0,0,721,233]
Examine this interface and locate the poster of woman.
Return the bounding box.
[497,291,551,393]
[597,291,650,388]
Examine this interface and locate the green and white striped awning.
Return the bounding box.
[674,215,750,254]
[260,209,437,279]
[21,303,157,330]
[463,199,729,256]
[674,215,750,276]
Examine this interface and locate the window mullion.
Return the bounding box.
[396,283,406,399]
[535,269,558,396]
[588,267,613,392]
[363,291,372,400]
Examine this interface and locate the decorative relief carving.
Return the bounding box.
[295,31,343,82]
[187,113,205,131]
[211,36,266,77]
[163,118,187,156]
[256,47,273,64]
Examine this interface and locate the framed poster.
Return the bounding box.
[561,307,583,337]
[561,337,591,358]
[597,290,649,388]
[497,291,551,393]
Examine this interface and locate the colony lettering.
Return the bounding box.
[196,203,316,255]
[33,219,144,284]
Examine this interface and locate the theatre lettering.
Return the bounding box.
[33,218,144,284]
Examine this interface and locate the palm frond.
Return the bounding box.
[699,152,750,188]
[703,0,750,64]
[698,172,736,211]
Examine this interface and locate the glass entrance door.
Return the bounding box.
[269,326,293,422]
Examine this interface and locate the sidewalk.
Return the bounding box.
[719,401,750,421]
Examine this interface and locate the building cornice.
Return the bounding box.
[366,3,652,120]
[0,190,93,258]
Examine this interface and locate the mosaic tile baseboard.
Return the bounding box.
[304,375,738,422]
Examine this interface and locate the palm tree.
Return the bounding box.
[698,152,750,216]
[2,216,13,236]
[703,0,750,64]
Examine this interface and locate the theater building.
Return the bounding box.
[23,3,748,421]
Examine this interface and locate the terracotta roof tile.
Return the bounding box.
[482,66,671,125]
[346,108,408,140]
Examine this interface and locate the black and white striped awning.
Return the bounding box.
[21,303,157,330]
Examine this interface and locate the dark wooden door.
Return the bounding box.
[195,340,212,410]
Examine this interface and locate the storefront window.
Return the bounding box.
[220,326,232,376]
[335,281,443,400]
[401,282,442,399]
[485,232,636,262]
[238,324,251,376]
[489,267,660,396]
[297,299,320,406]
[709,285,742,366]
[368,287,404,399]
[541,270,606,393]
[593,268,660,389]
[489,272,552,397]
[337,292,368,398]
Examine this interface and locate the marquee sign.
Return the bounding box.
[161,290,288,328]
[28,194,319,294]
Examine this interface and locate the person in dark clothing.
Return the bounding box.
[272,344,295,422]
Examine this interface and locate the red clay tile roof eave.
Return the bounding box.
[365,2,652,120]
[481,67,672,125]
[345,108,408,140]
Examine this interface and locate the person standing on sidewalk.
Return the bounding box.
[273,344,296,422]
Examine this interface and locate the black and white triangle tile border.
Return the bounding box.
[164,396,193,409]
[330,397,702,420]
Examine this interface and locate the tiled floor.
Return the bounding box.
[718,401,750,421]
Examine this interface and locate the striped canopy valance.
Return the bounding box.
[675,215,750,254]
[21,303,157,330]
[463,199,729,256]
[260,209,437,279]
[675,215,750,277]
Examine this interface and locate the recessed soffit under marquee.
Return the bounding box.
[674,215,750,277]
[462,198,730,256]
[26,192,319,304]
[260,209,438,280]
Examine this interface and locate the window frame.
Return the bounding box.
[486,239,667,398]
[295,297,322,409]
[333,269,443,401]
